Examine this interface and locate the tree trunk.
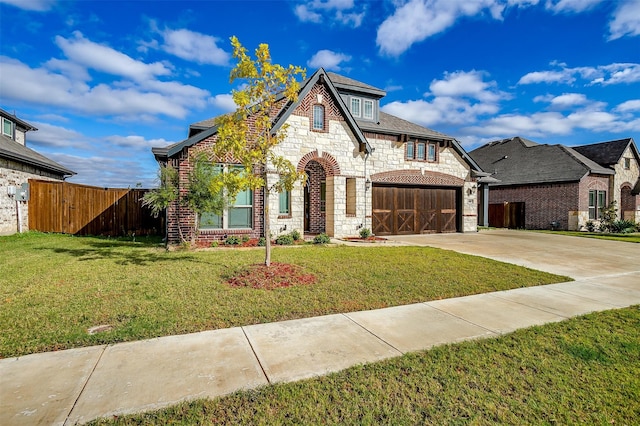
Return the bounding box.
[264,186,271,267]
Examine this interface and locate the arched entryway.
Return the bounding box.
[298,151,341,235]
[620,183,637,220]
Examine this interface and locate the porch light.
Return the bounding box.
[365,178,371,191]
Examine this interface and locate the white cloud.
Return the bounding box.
[377,0,511,57]
[210,94,237,112]
[0,55,210,120]
[0,0,56,11]
[382,69,506,128]
[159,28,230,66]
[55,31,172,82]
[608,0,640,40]
[519,62,640,86]
[293,0,365,27]
[546,93,589,108]
[104,135,174,150]
[28,121,86,149]
[307,50,352,70]
[544,0,603,13]
[615,99,640,112]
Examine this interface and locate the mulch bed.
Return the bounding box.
[226,262,317,290]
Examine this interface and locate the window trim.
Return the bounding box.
[2,118,13,138]
[588,189,606,220]
[312,104,325,131]
[199,164,253,230]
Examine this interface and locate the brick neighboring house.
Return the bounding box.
[470,136,639,230]
[0,108,76,235]
[152,69,484,245]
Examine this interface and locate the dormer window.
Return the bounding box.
[2,117,13,138]
[363,99,373,120]
[350,98,361,117]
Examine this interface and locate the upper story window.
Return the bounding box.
[2,117,13,138]
[405,140,438,162]
[350,98,361,117]
[312,104,324,130]
[363,99,373,120]
[624,158,631,170]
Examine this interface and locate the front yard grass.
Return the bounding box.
[92,306,640,425]
[0,232,569,358]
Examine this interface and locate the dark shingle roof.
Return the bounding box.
[0,134,75,177]
[356,112,452,141]
[572,138,634,167]
[469,136,613,186]
[326,72,386,98]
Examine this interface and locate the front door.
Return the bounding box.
[304,171,310,232]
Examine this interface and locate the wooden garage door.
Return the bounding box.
[372,186,458,235]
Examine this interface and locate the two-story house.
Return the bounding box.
[152,69,483,244]
[0,108,75,235]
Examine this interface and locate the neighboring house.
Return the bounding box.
[152,69,483,245]
[0,108,75,235]
[470,136,639,230]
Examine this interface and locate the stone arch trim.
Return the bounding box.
[371,170,464,187]
[297,150,341,176]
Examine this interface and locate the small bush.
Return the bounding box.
[210,241,219,248]
[257,237,266,246]
[359,228,371,239]
[275,234,294,245]
[290,229,301,241]
[610,219,636,234]
[585,220,597,232]
[313,233,331,244]
[242,235,250,243]
[224,235,241,245]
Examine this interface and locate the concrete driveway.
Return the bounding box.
[386,229,640,280]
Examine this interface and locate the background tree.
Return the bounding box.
[213,36,306,266]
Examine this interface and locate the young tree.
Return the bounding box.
[143,153,225,245]
[213,36,306,266]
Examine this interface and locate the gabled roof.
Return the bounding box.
[572,138,638,168]
[0,134,75,177]
[154,68,372,161]
[0,107,37,132]
[326,72,386,98]
[469,136,613,186]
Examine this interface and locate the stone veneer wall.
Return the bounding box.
[0,158,64,235]
[612,145,640,222]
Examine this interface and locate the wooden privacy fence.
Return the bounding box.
[488,202,525,229]
[28,179,164,236]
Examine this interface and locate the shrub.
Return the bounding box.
[290,229,301,241]
[313,233,331,244]
[257,237,266,246]
[359,228,371,239]
[210,241,219,248]
[275,233,294,245]
[241,235,250,243]
[585,220,597,232]
[610,219,636,234]
[224,235,241,245]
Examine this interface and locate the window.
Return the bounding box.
[199,165,253,229]
[312,104,324,130]
[427,143,436,162]
[346,178,356,216]
[416,143,425,160]
[279,190,290,215]
[350,98,361,117]
[406,141,414,159]
[624,158,631,170]
[363,99,373,119]
[588,189,606,220]
[2,118,12,138]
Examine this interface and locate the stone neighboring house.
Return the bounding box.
[152,69,483,245]
[470,136,639,230]
[0,108,75,235]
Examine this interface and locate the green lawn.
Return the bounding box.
[90,306,640,425]
[0,232,569,358]
[538,230,640,243]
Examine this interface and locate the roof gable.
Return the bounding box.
[469,136,613,186]
[572,138,637,167]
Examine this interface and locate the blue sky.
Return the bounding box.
[1,0,639,188]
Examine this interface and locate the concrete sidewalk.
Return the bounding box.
[2,231,639,425]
